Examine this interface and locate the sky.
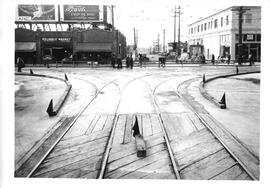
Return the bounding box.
[112,0,260,48]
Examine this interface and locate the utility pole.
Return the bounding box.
[111,5,116,56]
[174,6,176,44]
[178,6,181,55]
[163,29,165,53]
[157,34,160,53]
[232,6,250,65]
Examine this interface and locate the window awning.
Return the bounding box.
[75,43,112,52]
[15,42,36,52]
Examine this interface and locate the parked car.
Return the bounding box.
[42,55,54,67]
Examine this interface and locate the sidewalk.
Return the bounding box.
[202,73,260,157]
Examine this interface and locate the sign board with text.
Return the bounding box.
[16,5,58,22]
[61,5,102,22]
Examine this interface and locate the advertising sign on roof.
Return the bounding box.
[16,5,58,22]
[62,5,102,22]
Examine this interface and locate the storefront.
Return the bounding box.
[15,28,126,64]
[235,33,261,61]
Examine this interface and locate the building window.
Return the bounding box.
[244,14,252,24]
[226,15,229,25]
[198,25,200,32]
[211,21,213,28]
[214,19,218,28]
[221,17,223,27]
[208,22,210,29]
[201,24,203,31]
[191,28,193,34]
[204,23,207,30]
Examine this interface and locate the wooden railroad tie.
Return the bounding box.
[133,116,147,158]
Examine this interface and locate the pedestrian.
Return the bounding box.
[126,56,130,68]
[201,54,205,64]
[16,57,25,72]
[111,54,115,68]
[130,55,134,69]
[227,54,231,64]
[139,54,143,68]
[248,52,254,66]
[211,54,215,64]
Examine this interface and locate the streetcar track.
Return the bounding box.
[17,69,258,180]
[23,72,161,178]
[139,71,258,180]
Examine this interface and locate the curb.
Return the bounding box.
[199,71,260,109]
[15,72,72,116]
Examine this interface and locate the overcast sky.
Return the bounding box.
[113,0,261,48]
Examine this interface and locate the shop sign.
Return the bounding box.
[62,5,102,22]
[42,37,72,42]
[16,5,57,22]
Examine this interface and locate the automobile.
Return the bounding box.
[42,55,53,61]
[139,54,150,62]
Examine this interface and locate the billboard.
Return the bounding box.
[62,5,102,22]
[16,5,58,22]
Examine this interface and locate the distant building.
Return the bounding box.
[187,6,261,61]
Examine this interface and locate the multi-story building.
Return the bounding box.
[187,6,261,61]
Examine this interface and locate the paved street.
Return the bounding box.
[14,65,260,179]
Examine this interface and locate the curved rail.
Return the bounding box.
[97,73,162,179]
[27,78,120,177]
[138,79,181,179]
[176,77,258,180]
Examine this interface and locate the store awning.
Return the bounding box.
[15,42,36,52]
[75,43,112,52]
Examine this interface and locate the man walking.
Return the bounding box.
[16,57,25,72]
[248,52,254,66]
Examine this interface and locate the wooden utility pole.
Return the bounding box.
[174,6,176,44]
[163,29,165,53]
[111,5,116,56]
[238,6,243,65]
[232,6,250,65]
[178,5,181,55]
[157,34,160,53]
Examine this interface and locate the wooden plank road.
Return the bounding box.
[106,113,176,179]
[32,114,115,178]
[30,112,253,180]
[161,112,252,180]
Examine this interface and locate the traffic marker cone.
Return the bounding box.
[132,116,140,137]
[46,99,56,116]
[30,69,34,74]
[203,74,206,83]
[219,92,226,109]
[65,73,68,81]
[236,66,239,74]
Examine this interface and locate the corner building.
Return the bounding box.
[187,6,261,61]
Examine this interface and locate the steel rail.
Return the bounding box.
[139,79,181,179]
[176,77,258,180]
[97,73,162,179]
[27,78,119,177]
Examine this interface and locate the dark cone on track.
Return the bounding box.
[65,73,68,81]
[236,66,239,74]
[132,116,140,137]
[203,74,206,83]
[219,92,226,109]
[46,99,56,116]
[30,69,34,75]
